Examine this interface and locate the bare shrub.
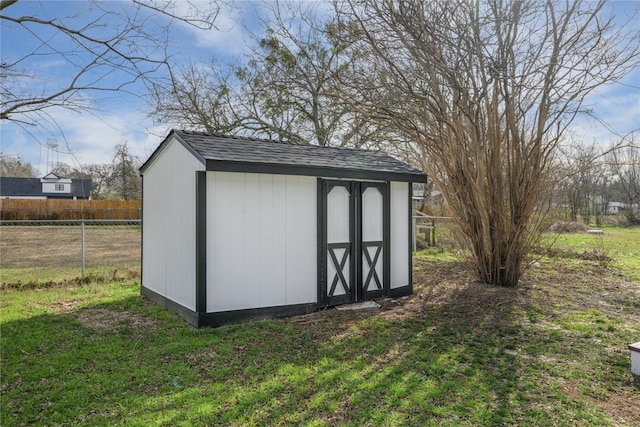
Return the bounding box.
[338,0,639,286]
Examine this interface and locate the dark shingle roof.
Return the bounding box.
[0,177,92,199]
[141,130,426,182]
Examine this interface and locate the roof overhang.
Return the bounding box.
[205,159,425,182]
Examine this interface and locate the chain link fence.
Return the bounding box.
[1,220,140,286]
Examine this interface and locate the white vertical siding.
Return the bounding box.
[285,175,317,303]
[390,181,410,289]
[141,138,204,310]
[206,172,317,312]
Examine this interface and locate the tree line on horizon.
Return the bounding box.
[2,139,637,226]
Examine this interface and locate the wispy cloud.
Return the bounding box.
[1,106,167,173]
[175,2,253,58]
[573,68,640,145]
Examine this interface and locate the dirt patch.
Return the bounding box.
[379,297,419,322]
[69,307,158,333]
[286,258,524,342]
[562,380,640,427]
[579,250,614,262]
[41,299,84,313]
[288,308,378,342]
[288,258,523,334]
[37,297,158,334]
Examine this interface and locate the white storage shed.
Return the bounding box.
[140,130,426,327]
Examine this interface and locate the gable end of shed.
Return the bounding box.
[139,130,206,174]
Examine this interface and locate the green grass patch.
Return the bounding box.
[414,245,460,262]
[1,265,140,291]
[542,226,640,281]
[2,227,639,426]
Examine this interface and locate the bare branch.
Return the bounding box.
[132,0,220,30]
[1,0,220,131]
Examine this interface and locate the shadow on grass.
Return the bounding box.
[1,286,515,426]
[1,269,617,426]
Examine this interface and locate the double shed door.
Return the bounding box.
[318,179,390,307]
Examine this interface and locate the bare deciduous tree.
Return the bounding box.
[152,3,382,148]
[85,163,113,199]
[0,0,219,129]
[0,152,38,177]
[106,142,141,200]
[152,60,241,135]
[553,142,603,223]
[235,4,358,146]
[338,0,640,287]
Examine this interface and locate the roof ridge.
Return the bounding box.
[173,129,391,154]
[174,129,307,146]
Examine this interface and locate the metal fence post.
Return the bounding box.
[81,220,85,279]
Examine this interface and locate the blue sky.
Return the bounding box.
[0,0,265,173]
[1,0,638,174]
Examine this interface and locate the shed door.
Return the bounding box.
[318,179,389,307]
[360,182,389,300]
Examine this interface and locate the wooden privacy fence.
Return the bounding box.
[0,199,141,221]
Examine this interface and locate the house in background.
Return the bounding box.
[140,130,426,327]
[0,173,92,199]
[600,200,639,216]
[606,201,625,215]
